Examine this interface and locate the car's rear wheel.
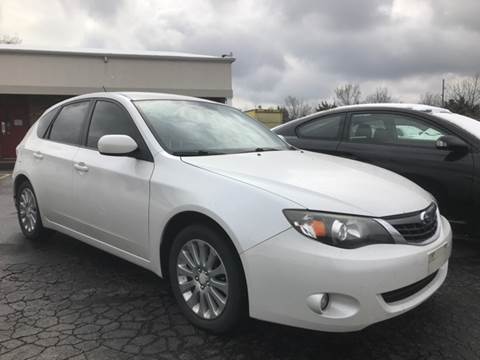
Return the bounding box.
[16,181,48,240]
[168,224,247,333]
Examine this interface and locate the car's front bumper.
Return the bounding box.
[241,215,452,332]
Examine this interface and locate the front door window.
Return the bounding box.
[348,113,447,147]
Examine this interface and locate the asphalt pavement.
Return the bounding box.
[1,174,480,360]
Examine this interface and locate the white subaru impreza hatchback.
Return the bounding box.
[13,92,451,333]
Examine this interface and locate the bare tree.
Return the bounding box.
[447,73,480,106]
[315,100,336,111]
[283,96,313,121]
[0,34,22,44]
[419,92,443,107]
[445,96,480,119]
[334,83,361,106]
[364,87,393,103]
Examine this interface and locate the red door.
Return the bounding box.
[0,96,30,159]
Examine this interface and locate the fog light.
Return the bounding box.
[306,293,330,314]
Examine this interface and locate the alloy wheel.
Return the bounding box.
[176,239,229,319]
[18,187,38,233]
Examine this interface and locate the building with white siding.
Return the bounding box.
[0,46,234,165]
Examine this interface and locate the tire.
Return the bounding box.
[15,180,49,240]
[168,223,248,333]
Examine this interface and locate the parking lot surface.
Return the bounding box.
[1,174,480,360]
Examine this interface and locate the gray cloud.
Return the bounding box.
[1,0,479,107]
[59,0,126,21]
[303,27,480,80]
[278,0,394,30]
[430,0,480,32]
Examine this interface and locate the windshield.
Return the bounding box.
[134,100,289,155]
[434,112,480,140]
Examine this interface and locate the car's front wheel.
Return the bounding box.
[16,180,48,240]
[168,224,247,333]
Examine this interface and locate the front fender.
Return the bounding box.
[147,156,297,275]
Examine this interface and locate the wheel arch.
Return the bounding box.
[13,173,31,204]
[159,211,243,279]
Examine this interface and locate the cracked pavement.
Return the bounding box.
[1,174,480,360]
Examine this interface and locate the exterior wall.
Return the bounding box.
[0,48,235,164]
[0,52,233,99]
[0,95,70,160]
[26,95,71,125]
[245,109,284,128]
[0,48,234,164]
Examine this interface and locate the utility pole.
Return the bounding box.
[441,79,446,107]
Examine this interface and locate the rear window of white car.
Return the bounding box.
[36,109,58,138]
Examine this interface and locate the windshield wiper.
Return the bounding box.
[253,147,281,152]
[172,150,226,156]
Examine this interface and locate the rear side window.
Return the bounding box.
[36,109,58,138]
[297,114,343,140]
[87,101,139,148]
[48,101,90,145]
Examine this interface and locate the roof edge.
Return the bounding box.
[0,45,235,63]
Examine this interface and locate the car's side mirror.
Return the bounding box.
[98,135,138,156]
[435,135,468,152]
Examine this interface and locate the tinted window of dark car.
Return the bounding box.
[348,113,447,146]
[394,115,446,145]
[297,115,343,139]
[36,108,58,138]
[87,101,139,149]
[48,102,90,145]
[349,113,390,143]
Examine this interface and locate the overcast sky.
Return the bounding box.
[1,0,479,109]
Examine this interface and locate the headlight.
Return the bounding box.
[283,210,394,249]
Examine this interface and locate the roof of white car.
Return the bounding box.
[119,92,213,102]
[41,92,216,115]
[336,103,451,113]
[73,92,214,102]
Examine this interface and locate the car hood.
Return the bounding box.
[182,150,434,217]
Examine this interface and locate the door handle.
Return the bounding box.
[33,151,44,160]
[74,162,89,172]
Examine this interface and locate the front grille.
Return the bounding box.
[385,203,438,243]
[381,271,438,303]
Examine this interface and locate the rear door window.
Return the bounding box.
[48,101,90,145]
